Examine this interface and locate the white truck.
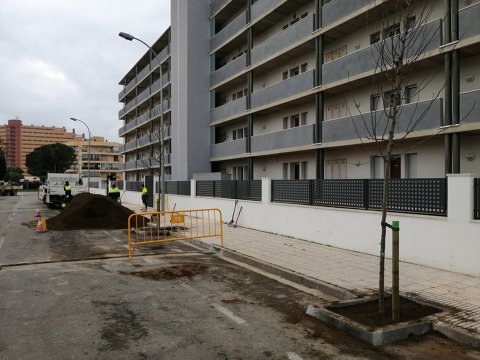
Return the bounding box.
[38,173,87,208]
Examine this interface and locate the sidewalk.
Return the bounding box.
[197,224,480,347]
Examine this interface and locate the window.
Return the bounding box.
[232,130,237,140]
[290,17,299,26]
[289,67,299,77]
[405,84,418,104]
[243,88,248,96]
[383,90,401,108]
[283,116,289,129]
[300,63,307,73]
[324,46,347,63]
[301,112,308,125]
[326,159,347,179]
[300,12,308,19]
[232,93,237,101]
[370,31,381,45]
[282,24,289,30]
[371,94,381,111]
[325,103,347,120]
[282,71,288,80]
[383,23,400,39]
[301,161,308,179]
[237,91,243,99]
[282,163,288,179]
[237,128,243,139]
[290,114,300,128]
[405,153,417,178]
[290,162,300,179]
[405,16,416,32]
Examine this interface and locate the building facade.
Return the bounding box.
[0,119,83,173]
[64,136,123,181]
[118,0,480,182]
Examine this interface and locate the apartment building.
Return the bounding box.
[0,119,83,173]
[118,0,480,182]
[64,136,123,181]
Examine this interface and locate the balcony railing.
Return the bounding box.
[251,0,283,23]
[460,89,480,124]
[322,98,443,143]
[211,10,247,51]
[251,124,315,153]
[137,87,151,105]
[125,160,137,170]
[211,97,246,123]
[211,138,246,159]
[460,3,480,41]
[119,144,126,154]
[125,139,137,151]
[211,53,246,87]
[210,0,231,16]
[322,0,372,28]
[251,14,314,66]
[251,69,314,109]
[322,19,442,85]
[125,119,137,132]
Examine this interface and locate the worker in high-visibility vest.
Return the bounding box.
[63,181,72,205]
[141,184,148,211]
[108,183,120,202]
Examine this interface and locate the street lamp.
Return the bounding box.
[70,117,91,193]
[119,31,165,212]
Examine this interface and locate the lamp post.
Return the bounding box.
[119,31,165,211]
[70,117,91,193]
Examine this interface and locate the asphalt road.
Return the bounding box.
[1,193,479,360]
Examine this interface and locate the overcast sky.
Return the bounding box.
[0,0,170,143]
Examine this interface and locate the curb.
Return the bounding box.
[434,322,480,349]
[190,239,356,300]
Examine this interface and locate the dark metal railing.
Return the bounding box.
[126,181,143,192]
[165,181,191,196]
[474,178,480,220]
[196,180,262,201]
[272,178,447,216]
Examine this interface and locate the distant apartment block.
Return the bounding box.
[65,136,123,181]
[0,118,83,173]
[118,0,480,182]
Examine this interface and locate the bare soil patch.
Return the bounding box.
[330,296,442,328]
[47,193,135,230]
[119,263,208,281]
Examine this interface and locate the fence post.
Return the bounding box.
[447,174,476,222]
[190,179,196,198]
[309,180,314,206]
[363,179,369,210]
[262,177,271,205]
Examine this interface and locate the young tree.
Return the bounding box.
[350,0,446,316]
[25,143,76,177]
[5,167,24,182]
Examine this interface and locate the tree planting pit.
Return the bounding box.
[306,295,449,346]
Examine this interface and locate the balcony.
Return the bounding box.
[125,139,137,151]
[137,87,151,105]
[322,98,443,143]
[136,158,152,169]
[136,63,151,83]
[137,135,151,148]
[119,98,137,118]
[210,0,231,16]
[460,2,480,40]
[211,53,246,88]
[153,45,170,67]
[251,14,314,66]
[211,138,247,159]
[322,19,442,85]
[461,89,480,124]
[125,119,137,132]
[251,124,315,153]
[251,0,283,23]
[119,144,126,154]
[125,160,137,170]
[211,97,246,123]
[118,78,136,100]
[322,0,372,28]
[251,69,314,109]
[118,163,126,171]
[118,125,127,136]
[210,10,247,51]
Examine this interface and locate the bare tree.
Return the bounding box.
[349,0,448,316]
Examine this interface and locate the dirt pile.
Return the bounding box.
[47,193,135,230]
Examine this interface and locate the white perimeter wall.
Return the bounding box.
[91,174,480,276]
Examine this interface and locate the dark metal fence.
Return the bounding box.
[116,181,124,190]
[126,181,143,192]
[165,181,191,196]
[196,180,261,201]
[475,178,480,220]
[272,178,447,216]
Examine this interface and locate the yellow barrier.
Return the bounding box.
[127,208,224,259]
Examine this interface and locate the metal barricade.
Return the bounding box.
[127,208,223,258]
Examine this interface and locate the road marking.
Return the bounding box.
[113,237,122,242]
[286,353,304,360]
[211,303,246,325]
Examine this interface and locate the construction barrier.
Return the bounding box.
[127,208,224,259]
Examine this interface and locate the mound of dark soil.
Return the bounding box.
[47,193,135,230]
